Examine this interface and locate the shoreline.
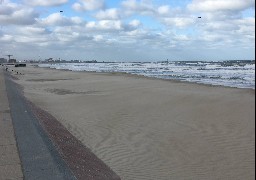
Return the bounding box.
[35,61,255,90]
[34,64,255,91]
[6,64,256,179]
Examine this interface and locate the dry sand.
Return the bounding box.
[10,65,255,180]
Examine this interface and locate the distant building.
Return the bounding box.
[85,60,97,63]
[9,59,17,63]
[71,60,80,63]
[45,58,54,63]
[0,58,7,63]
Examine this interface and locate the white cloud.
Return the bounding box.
[72,3,84,12]
[15,36,48,43]
[18,27,50,35]
[0,3,38,25]
[2,25,53,45]
[201,20,239,32]
[163,17,195,28]
[188,0,255,12]
[93,35,104,41]
[86,20,123,31]
[72,0,105,12]
[55,32,80,42]
[124,29,149,38]
[122,0,155,15]
[157,5,171,16]
[129,19,141,27]
[192,15,255,49]
[40,13,83,26]
[198,33,225,42]
[234,17,255,38]
[86,21,96,28]
[95,8,121,20]
[24,0,68,7]
[84,19,142,32]
[71,17,84,24]
[0,34,13,42]
[201,11,240,22]
[174,34,190,41]
[179,0,255,50]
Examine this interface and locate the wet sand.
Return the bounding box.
[10,65,255,179]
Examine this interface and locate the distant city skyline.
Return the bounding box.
[0,0,255,61]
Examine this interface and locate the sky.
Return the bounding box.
[0,0,255,61]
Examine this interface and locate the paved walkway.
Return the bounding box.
[0,67,23,179]
[3,67,76,180]
[1,66,120,180]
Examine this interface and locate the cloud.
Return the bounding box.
[0,0,254,61]
[191,15,255,49]
[188,0,255,12]
[203,21,239,32]
[24,0,68,7]
[122,0,155,15]
[121,1,193,29]
[163,17,195,28]
[40,13,84,26]
[72,0,105,12]
[2,25,52,44]
[85,20,123,31]
[0,5,13,15]
[93,35,104,42]
[232,18,255,40]
[15,35,48,43]
[157,5,171,16]
[0,3,38,25]
[95,8,121,20]
[54,29,81,43]
[0,34,13,42]
[17,26,50,35]
[129,19,141,27]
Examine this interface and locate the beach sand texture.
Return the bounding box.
[12,65,255,179]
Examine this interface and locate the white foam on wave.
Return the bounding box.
[39,61,255,89]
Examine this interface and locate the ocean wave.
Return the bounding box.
[38,60,255,89]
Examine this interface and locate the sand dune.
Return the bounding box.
[12,65,255,179]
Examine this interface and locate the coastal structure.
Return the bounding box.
[0,58,7,63]
[5,55,13,63]
[9,59,16,63]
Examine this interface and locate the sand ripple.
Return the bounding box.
[18,67,255,179]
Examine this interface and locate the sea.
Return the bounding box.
[38,60,255,89]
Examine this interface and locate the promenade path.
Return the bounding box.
[2,66,76,180]
[0,67,23,179]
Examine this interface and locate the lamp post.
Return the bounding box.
[6,55,13,63]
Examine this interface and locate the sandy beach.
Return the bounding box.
[9,65,255,179]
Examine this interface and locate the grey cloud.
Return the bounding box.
[0,11,38,25]
[0,3,39,25]
[40,13,84,26]
[188,0,255,13]
[85,20,139,32]
[121,0,155,15]
[23,0,68,7]
[16,26,51,35]
[95,8,121,20]
[72,0,105,12]
[0,6,13,15]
